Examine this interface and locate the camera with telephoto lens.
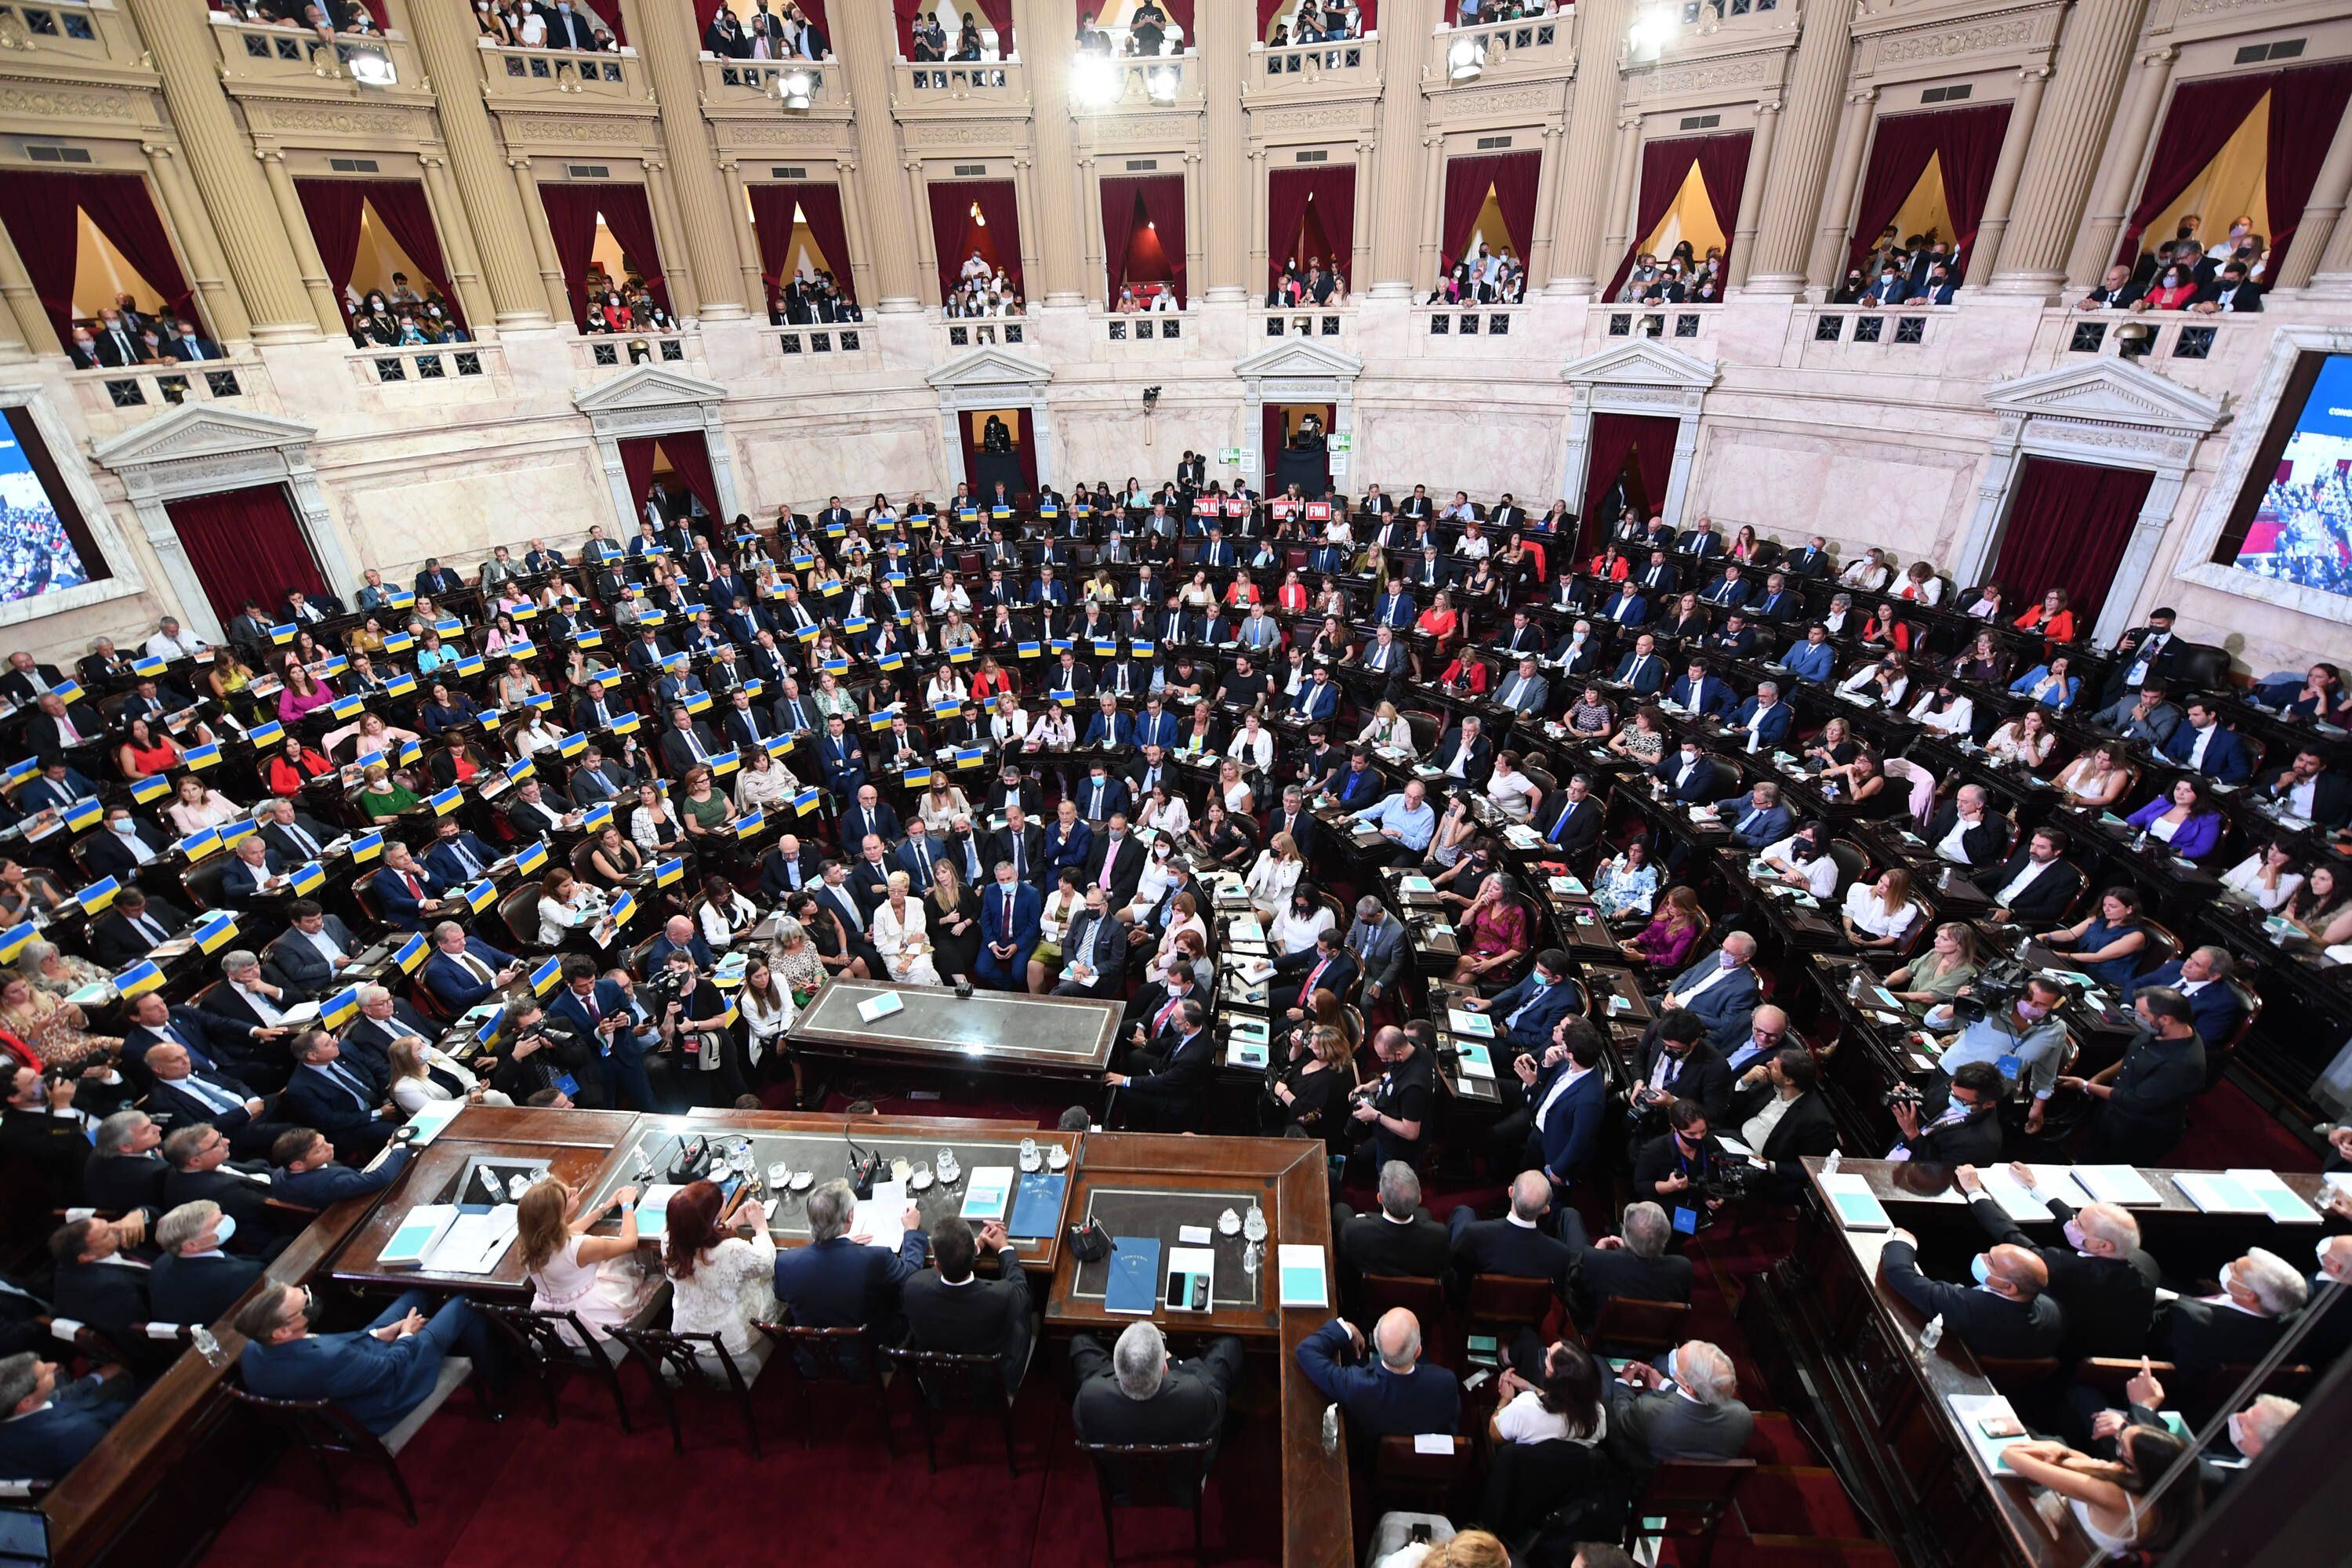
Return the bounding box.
[1696,1157,1763,1201]
[1951,952,2035,1025]
[641,967,691,1018]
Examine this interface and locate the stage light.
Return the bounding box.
[1073,56,1125,108]
[777,68,815,109]
[1629,7,1677,58]
[1144,64,1181,103]
[347,48,397,87]
[1446,35,1485,81]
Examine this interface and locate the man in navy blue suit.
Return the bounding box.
[217,834,287,903]
[280,1030,396,1163]
[421,921,523,1014]
[1460,949,1581,1059]
[371,841,453,931]
[975,859,1040,990]
[1660,932,1763,1051]
[1727,681,1794,751]
[1288,665,1341,723]
[1611,633,1666,695]
[2129,946,2246,1050]
[545,957,659,1110]
[268,1127,412,1207]
[1294,1311,1460,1439]
[0,1355,135,1480]
[1653,739,1721,804]
[771,1178,927,1366]
[1600,584,1649,627]
[234,1278,495,1434]
[421,817,499,888]
[1714,781,1795,850]
[817,713,869,794]
[2158,698,2253,783]
[1668,659,1735,720]
[1505,1023,1610,1189]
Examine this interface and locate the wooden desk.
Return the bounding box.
[1046,1133,1350,1568]
[787,977,1121,1080]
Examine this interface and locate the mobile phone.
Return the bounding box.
[1977,1414,2026,1440]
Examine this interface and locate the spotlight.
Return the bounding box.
[1144,64,1181,103]
[347,47,397,87]
[1446,35,1485,82]
[1143,386,1161,409]
[776,69,815,109]
[1628,7,1677,59]
[1073,56,1125,108]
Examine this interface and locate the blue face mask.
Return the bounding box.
[1530,972,1550,990]
[1662,1348,1679,1386]
[1970,1254,1993,1287]
[212,1215,237,1247]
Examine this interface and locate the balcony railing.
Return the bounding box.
[1602,303,1722,344]
[1069,53,1203,113]
[2051,308,2266,397]
[0,0,130,67]
[895,59,1025,102]
[1428,12,1570,82]
[570,329,699,379]
[480,40,644,101]
[699,54,839,103]
[936,318,1029,356]
[1254,306,1353,341]
[66,356,280,437]
[1254,35,1374,82]
[1413,303,1529,340]
[1802,304,1945,350]
[771,322,877,364]
[212,16,423,93]
[346,339,506,393]
[1102,308,1190,347]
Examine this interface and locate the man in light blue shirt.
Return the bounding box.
[1352,779,1436,862]
[1935,977,2069,1138]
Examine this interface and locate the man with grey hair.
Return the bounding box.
[161,1123,272,1241]
[2128,944,2246,1049]
[279,1029,396,1163]
[83,1109,166,1214]
[338,983,437,1087]
[2090,1359,2297,1487]
[2153,1247,2307,1376]
[1659,931,1762,1051]
[1344,893,1407,1005]
[1957,1163,2158,1358]
[1609,1339,1752,1461]
[198,949,304,1045]
[1334,1160,1449,1288]
[1297,1308,1461,1437]
[1563,1200,1695,1331]
[0,1351,133,1479]
[150,1200,259,1325]
[770,1178,926,1366]
[1070,1319,1244,1450]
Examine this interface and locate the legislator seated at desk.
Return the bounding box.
[1070,1319,1246,1460]
[1954,1163,2158,1359]
[149,1200,262,1326]
[270,1130,411,1208]
[772,1178,928,1363]
[1656,933,1762,1051]
[1628,1011,1734,1126]
[1459,950,1580,1058]
[1922,785,2007,867]
[1652,742,1720,804]
[234,1280,497,1435]
[1297,1311,1461,1439]
[1723,1047,1839,1196]
[1878,1225,2063,1359]
[83,1110,167,1214]
[1983,827,2082,927]
[1604,1342,1752,1463]
[49,1215,151,1340]
[0,1355,136,1482]
[2127,947,2246,1050]
[1446,1171,1575,1298]
[901,1215,1034,1396]
[1334,1161,1451,1291]
[280,1031,396,1164]
[2149,1247,2307,1377]
[1560,1200,1693,1332]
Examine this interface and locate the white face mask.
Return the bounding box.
[2225,1412,2245,1453]
[111,818,136,836]
[212,1215,237,1247]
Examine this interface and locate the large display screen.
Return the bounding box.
[2226,353,2352,597]
[0,408,99,606]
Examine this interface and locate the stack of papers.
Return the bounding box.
[1397,873,1436,897]
[2173,1171,2265,1214]
[1975,1166,2053,1223]
[424,1207,519,1275]
[1278,1244,1329,1309]
[1820,1171,1893,1231]
[851,1179,910,1247]
[380,1203,459,1268]
[960,1167,1014,1221]
[401,1098,468,1146]
[631,1184,682,1237]
[1453,1041,1495,1079]
[2074,1165,2163,1206]
[1446,1008,1495,1039]
[2223,1168,2323,1224]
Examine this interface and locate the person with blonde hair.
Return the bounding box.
[872,869,941,985]
[517,1178,661,1345]
[386,1033,514,1114]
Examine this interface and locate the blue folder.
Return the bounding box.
[1104,1237,1162,1315]
[1008,1171,1066,1240]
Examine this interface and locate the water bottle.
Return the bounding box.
[1823,1149,1842,1175]
[1847,970,1864,1001]
[1918,1313,1944,1353]
[1320,1402,1341,1455]
[191,1325,224,1367]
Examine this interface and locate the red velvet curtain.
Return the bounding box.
[1437,151,1541,275]
[358,180,466,328]
[1602,131,1749,299]
[617,437,661,521]
[656,433,724,524]
[0,172,197,347]
[926,179,1023,300]
[971,0,1013,56]
[746,182,856,307]
[1138,174,1187,305]
[292,178,368,303]
[892,0,927,52]
[536,183,666,327]
[1578,414,1679,556]
[798,0,829,46]
[1840,104,2011,279]
[2115,74,2274,263]
[1161,0,1194,38]
[1990,457,2154,629]
[2264,63,2352,262]
[1263,403,1287,481]
[1098,177,1142,306]
[1266,165,1357,286]
[1011,407,1040,497]
[1098,173,1186,305]
[165,486,327,629]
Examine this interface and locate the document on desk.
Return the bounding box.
[2223,1169,2322,1223]
[960,1167,1014,1221]
[2074,1165,2163,1207]
[1948,1394,2034,1472]
[1454,1041,1495,1079]
[1397,873,1436,897]
[1104,1238,1162,1314]
[1228,915,1267,946]
[1446,1008,1495,1039]
[2023,1164,2093,1206]
[424,1206,518,1275]
[632,1184,681,1238]
[1278,1244,1329,1310]
[1976,1167,2054,1223]
[401,1098,467,1147]
[2172,1171,2265,1214]
[380,1203,459,1269]
[852,1179,909,1247]
[1820,1171,1893,1231]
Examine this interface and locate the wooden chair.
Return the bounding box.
[497,883,543,951]
[1624,1456,1756,1568]
[1077,1437,1215,1568]
[2074,1356,2176,1403]
[753,1320,892,1454]
[1352,1273,1452,1365]
[1588,1295,1691,1357]
[880,1344,1020,1476]
[1463,1272,1557,1340]
[226,1356,476,1523]
[606,1325,763,1457]
[474,1299,641,1431]
[1373,1432,1472,1515]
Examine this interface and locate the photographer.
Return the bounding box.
[1933,975,2069,1138]
[1632,1097,1727,1214]
[652,947,747,1107]
[1624,1008,1733,1130]
[1886,1060,2005,1164]
[485,991,601,1107]
[543,956,661,1112]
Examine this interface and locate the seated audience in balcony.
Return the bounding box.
[2132,259,2201,312]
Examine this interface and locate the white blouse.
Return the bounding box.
[2221,855,2303,913]
[1486,767,1541,822]
[1246,851,1302,910]
[1907,693,1973,736]
[1269,903,1334,955]
[667,1232,778,1359]
[1842,883,1922,942]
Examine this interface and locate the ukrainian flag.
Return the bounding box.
[820,658,849,674]
[609,891,637,927]
[903,768,934,788]
[478,708,503,731]
[582,800,615,830]
[131,655,168,677]
[327,695,363,720]
[269,623,296,646]
[435,616,464,636]
[385,588,415,608]
[350,830,384,863]
[764,736,794,760]
[505,757,535,781]
[430,787,463,816]
[868,713,893,733]
[114,960,165,998]
[557,731,587,760]
[0,924,34,963]
[713,1001,740,1028]
[525,691,554,710]
[384,674,417,698]
[319,656,348,678]
[1016,642,1041,659]
[321,985,361,1029]
[1131,641,1157,659]
[395,933,426,972]
[216,824,254,857]
[74,877,119,915]
[514,840,549,876]
[655,856,684,887]
[789,789,819,816]
[684,691,713,715]
[578,630,604,649]
[949,647,976,665]
[464,879,497,912]
[735,810,765,839]
[183,742,221,770]
[247,720,285,748]
[955,746,988,768]
[454,655,485,677]
[193,912,238,953]
[128,772,172,804]
[289,862,325,896]
[1,760,31,785]
[610,712,641,735]
[382,633,414,654]
[63,797,102,832]
[877,655,904,673]
[794,626,821,644]
[178,826,222,861]
[397,739,423,765]
[529,956,561,996]
[710,750,740,776]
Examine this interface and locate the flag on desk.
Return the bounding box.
[394,933,426,973]
[474,1006,506,1044]
[743,679,767,699]
[269,623,296,647]
[902,767,935,789]
[0,924,34,964]
[383,674,417,699]
[684,692,713,716]
[193,912,238,954]
[557,731,587,760]
[581,801,614,831]
[1,760,31,786]
[177,826,222,862]
[246,720,285,749]
[328,695,365,720]
[463,879,497,913]
[289,862,325,897]
[949,648,975,665]
[954,747,988,769]
[504,756,535,782]
[735,810,765,840]
[608,891,637,927]
[510,604,539,622]
[713,1000,739,1029]
[1131,641,1157,659]
[867,713,892,733]
[49,680,82,705]
[74,877,118,916]
[529,956,561,997]
[931,702,960,721]
[321,985,361,1031]
[352,751,387,779]
[511,644,543,666]
[183,742,221,771]
[1093,640,1120,659]
[350,830,383,864]
[131,655,168,677]
[381,633,414,655]
[608,712,640,736]
[764,736,795,761]
[62,797,102,833]
[655,856,684,888]
[819,658,848,674]
[397,739,423,766]
[113,960,165,999]
[577,630,604,650]
[792,789,822,816]
[844,617,872,636]
[434,617,464,637]
[454,655,485,679]
[514,840,550,877]
[709,749,740,776]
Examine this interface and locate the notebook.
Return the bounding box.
[2227,1168,2323,1224]
[1008,1172,1066,1239]
[1278,1244,1329,1309]
[379,1204,459,1269]
[960,1167,1014,1221]
[1820,1171,1893,1231]
[856,991,906,1023]
[1446,1008,1495,1039]
[2074,1165,2163,1206]
[1105,1237,1162,1314]
[2172,1171,2264,1214]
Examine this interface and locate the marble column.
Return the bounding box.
[120,0,318,339]
[141,142,249,346]
[257,150,346,334]
[512,158,575,324]
[1368,0,1439,296]
[2067,42,2176,288]
[405,0,556,328]
[1964,63,2051,283]
[1544,0,1629,295]
[831,0,924,310]
[1988,0,2148,298]
[1597,114,1642,279]
[418,155,497,333]
[1526,121,1570,285]
[1199,0,1252,301]
[622,0,748,319]
[1727,99,1780,290]
[0,220,42,358]
[1803,85,1875,287]
[641,159,702,321]
[1745,0,1857,295]
[718,161,771,318]
[2314,200,2352,296]
[1014,0,1088,306]
[2279,101,2352,292]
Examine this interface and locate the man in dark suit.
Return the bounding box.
[420,818,499,890]
[1957,1163,2158,1359]
[1653,739,1720,804]
[234,1278,491,1435]
[143,1042,282,1159]
[149,1200,260,1325]
[1049,884,1126,998]
[1627,1009,1733,1125]
[840,786,901,852]
[265,899,360,997]
[1632,1099,1726,1210]
[2127,947,2245,1050]
[1108,997,1212,1130]
[1296,1311,1460,1438]
[371,841,453,931]
[420,922,522,1014]
[1267,927,1359,1021]
[269,1128,412,1209]
[1607,1341,1754,1461]
[1491,1019,1609,1190]
[2151,1249,2307,1377]
[1531,775,1603,857]
[771,1178,927,1362]
[1447,1171,1573,1297]
[1984,827,2083,927]
[1333,1161,1450,1293]
[2252,748,2352,829]
[216,835,286,905]
[1722,1047,1840,1196]
[1657,934,1762,1051]
[815,713,868,796]
[90,884,189,965]
[658,706,723,777]
[1070,1319,1246,1454]
[0,1356,135,1481]
[413,558,463,597]
[21,695,95,758]
[160,1123,277,1240]
[985,803,1048,891]
[48,1216,151,1338]
[279,1030,394,1164]
[901,1216,1035,1396]
[1881,1225,2062,1359]
[1081,814,1146,906]
[1428,717,1493,788]
[1561,1200,1694,1332]
[1922,784,2008,868]
[119,991,281,1090]
[504,778,576,840]
[2157,699,2252,784]
[83,1110,167,1214]
[80,807,172,880]
[1888,1061,2006,1165]
[2071,988,2206,1167]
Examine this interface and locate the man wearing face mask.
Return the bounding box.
[1886,1061,2006,1166]
[2087,1363,2295,1489]
[1653,739,1719,804]
[2300,1235,2351,1365]
[1879,1225,2062,1359]
[2064,988,2205,1166]
[149,1200,260,1327]
[1657,932,1761,1051]
[2151,1247,2307,1377]
[1955,1163,2158,1358]
[1628,1009,1733,1127]
[1933,977,2068,1137]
